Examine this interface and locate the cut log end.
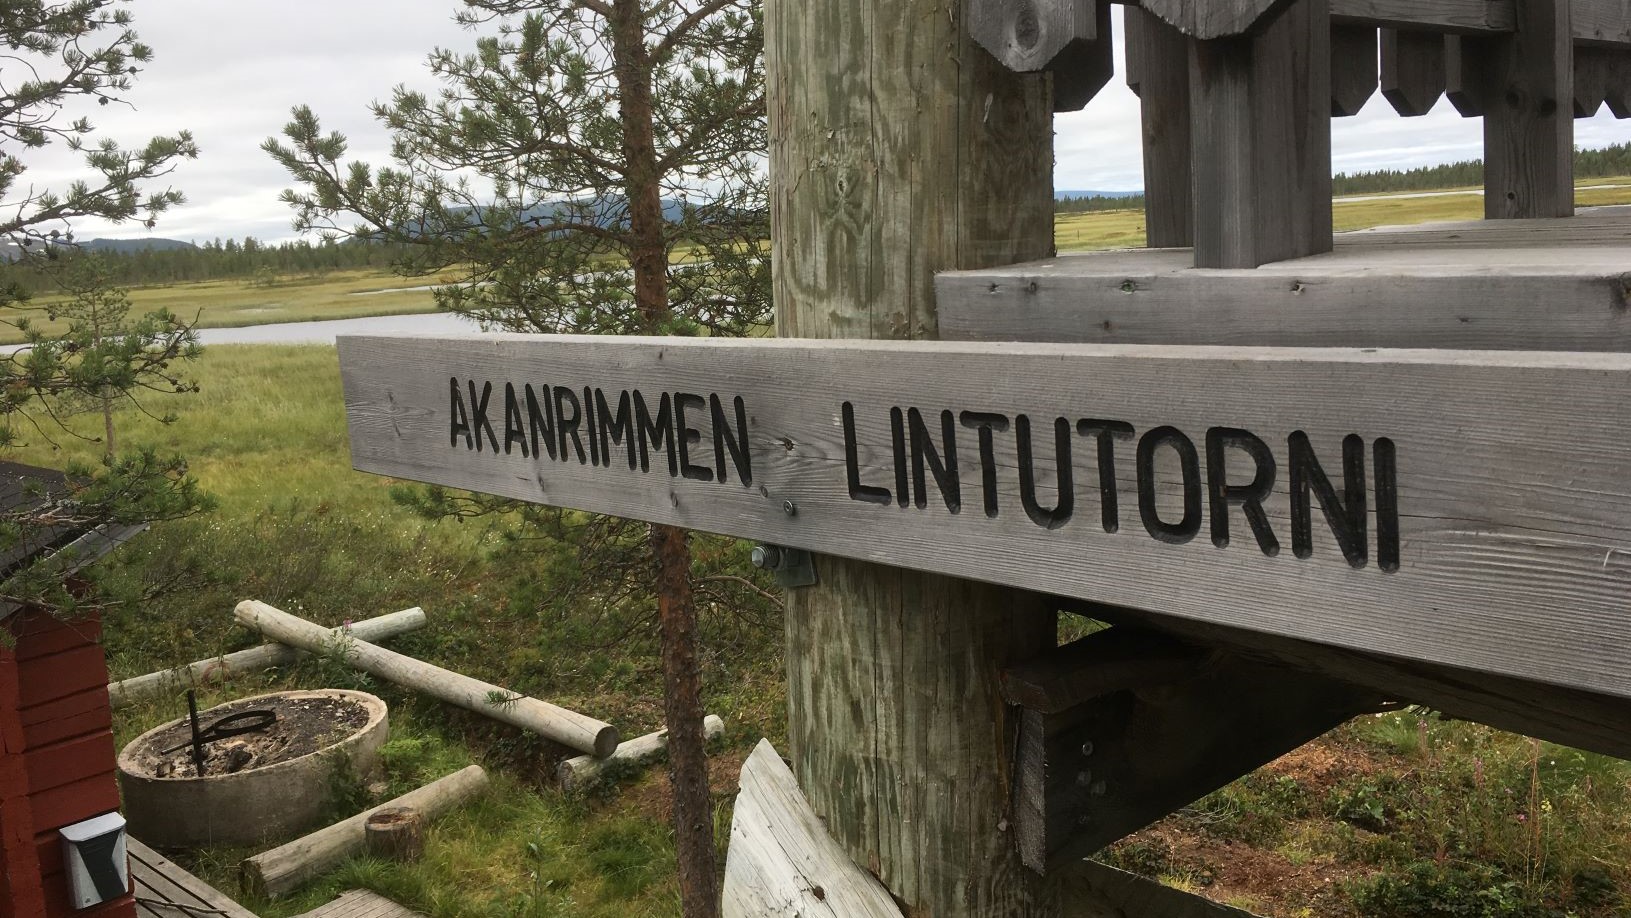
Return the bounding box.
[593,726,621,759]
[364,806,425,862]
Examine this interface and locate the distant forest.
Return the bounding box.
[1055,141,1631,214]
[7,236,413,291]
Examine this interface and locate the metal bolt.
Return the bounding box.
[1090,780,1108,797]
[751,545,784,571]
[1080,741,1094,757]
[783,499,798,517]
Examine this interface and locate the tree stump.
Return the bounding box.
[363,806,424,862]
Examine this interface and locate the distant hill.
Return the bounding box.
[1055,189,1141,200]
[81,238,197,254]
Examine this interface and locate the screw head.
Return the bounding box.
[782,500,798,516]
[1080,741,1095,757]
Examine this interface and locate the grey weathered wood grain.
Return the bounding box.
[1143,0,1286,38]
[767,0,1057,912]
[936,210,1631,351]
[130,837,258,918]
[1483,0,1574,219]
[1574,44,1613,112]
[1190,0,1333,267]
[342,333,1631,705]
[1331,24,1380,115]
[968,0,1099,73]
[1382,28,1448,113]
[1331,0,1515,33]
[1127,8,1194,246]
[1574,0,1631,46]
[1603,47,1631,113]
[722,740,906,918]
[1014,629,1379,870]
[1445,33,1491,114]
[1050,0,1115,111]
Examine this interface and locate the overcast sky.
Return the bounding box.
[23,1,1631,244]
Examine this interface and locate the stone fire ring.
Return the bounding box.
[118,689,389,849]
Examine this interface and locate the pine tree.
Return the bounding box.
[0,0,206,615]
[266,4,767,913]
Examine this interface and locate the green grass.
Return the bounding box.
[0,269,446,345]
[1054,176,1631,252]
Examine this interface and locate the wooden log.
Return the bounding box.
[339,333,1631,710]
[234,601,617,757]
[1127,8,1194,246]
[108,608,426,710]
[1381,28,1447,114]
[722,740,905,918]
[363,807,424,863]
[766,0,1057,911]
[1189,0,1334,267]
[558,714,724,792]
[1482,0,1574,219]
[1011,627,1380,871]
[243,765,487,899]
[1331,24,1379,115]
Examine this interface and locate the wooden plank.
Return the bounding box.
[1189,0,1333,267]
[16,644,108,708]
[1054,859,1263,916]
[1051,0,1116,111]
[1574,0,1631,46]
[1127,8,1194,246]
[1014,631,1378,870]
[722,740,906,918]
[342,333,1631,705]
[1330,0,1516,34]
[297,889,423,918]
[933,250,1631,353]
[1142,0,1285,38]
[1001,627,1205,714]
[10,612,100,660]
[128,837,258,918]
[28,772,118,831]
[1445,33,1491,114]
[1381,28,1448,113]
[1072,596,1631,760]
[22,730,115,794]
[1608,48,1631,112]
[1483,0,1574,219]
[1331,24,1379,115]
[1574,44,1612,112]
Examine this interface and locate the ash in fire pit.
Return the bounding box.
[135,693,369,777]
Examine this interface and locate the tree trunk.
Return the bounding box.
[767,0,1059,913]
[611,2,719,915]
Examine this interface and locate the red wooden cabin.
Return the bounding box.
[0,462,146,918]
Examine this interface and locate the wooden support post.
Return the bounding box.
[1331,24,1379,116]
[1481,0,1574,218]
[1189,0,1334,268]
[1381,29,1448,114]
[766,0,1057,912]
[1007,627,1381,871]
[1126,8,1194,247]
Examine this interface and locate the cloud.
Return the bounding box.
[15,1,1631,242]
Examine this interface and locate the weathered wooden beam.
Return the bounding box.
[1012,627,1380,871]
[968,0,1114,111]
[1189,0,1333,267]
[1054,859,1264,916]
[1482,0,1574,218]
[1381,28,1448,114]
[1574,0,1631,46]
[1575,44,1612,112]
[1607,48,1631,112]
[1329,0,1516,34]
[1142,0,1287,38]
[1331,24,1380,115]
[1445,33,1492,114]
[766,0,1057,912]
[1126,8,1194,246]
[341,333,1631,708]
[722,741,907,918]
[1072,597,1631,762]
[1001,626,1205,713]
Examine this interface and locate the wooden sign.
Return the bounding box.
[340,334,1631,701]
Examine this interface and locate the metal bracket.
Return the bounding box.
[751,544,818,589]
